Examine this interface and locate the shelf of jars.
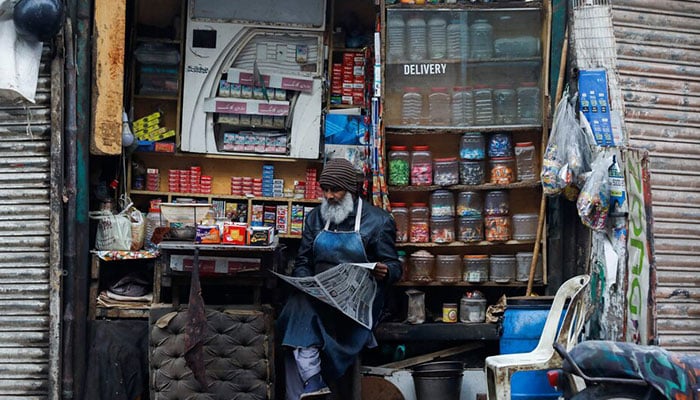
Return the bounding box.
[388,180,541,192]
[385,1,543,11]
[385,125,542,134]
[129,189,322,204]
[395,239,535,248]
[395,281,541,287]
[385,56,541,66]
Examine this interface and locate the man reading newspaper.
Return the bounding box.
[277,158,402,400]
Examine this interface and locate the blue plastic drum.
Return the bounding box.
[500,297,563,400]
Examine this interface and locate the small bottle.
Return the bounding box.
[608,155,627,214]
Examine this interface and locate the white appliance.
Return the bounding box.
[181,0,326,158]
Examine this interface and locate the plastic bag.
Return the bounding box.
[542,92,591,197]
[129,208,145,251]
[90,210,132,251]
[576,152,611,231]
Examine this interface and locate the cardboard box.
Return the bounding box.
[221,222,248,245]
[248,226,275,246]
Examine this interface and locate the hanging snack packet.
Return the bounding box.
[576,153,611,231]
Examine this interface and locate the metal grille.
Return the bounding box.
[0,47,56,398]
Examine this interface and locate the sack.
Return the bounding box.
[129,208,145,251]
[90,210,132,251]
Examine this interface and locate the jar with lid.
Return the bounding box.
[460,132,485,160]
[388,145,410,186]
[409,202,430,243]
[430,189,455,217]
[430,216,455,243]
[460,292,487,323]
[459,160,486,185]
[488,132,513,157]
[435,255,462,283]
[470,19,493,59]
[463,255,489,282]
[516,252,543,282]
[452,87,474,126]
[457,191,483,217]
[484,190,509,215]
[433,157,459,186]
[407,16,428,61]
[411,146,433,185]
[428,87,451,126]
[489,254,516,283]
[493,84,517,125]
[409,250,435,282]
[458,215,484,242]
[473,85,493,126]
[489,156,516,185]
[512,212,538,241]
[391,202,409,242]
[447,19,469,60]
[514,142,537,181]
[402,87,423,125]
[387,14,406,62]
[517,82,541,125]
[428,15,447,60]
[485,215,512,242]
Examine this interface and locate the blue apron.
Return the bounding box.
[278,199,374,380]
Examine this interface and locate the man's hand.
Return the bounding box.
[372,262,389,281]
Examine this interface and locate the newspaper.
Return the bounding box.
[273,263,377,329]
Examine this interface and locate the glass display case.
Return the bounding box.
[384,5,544,129]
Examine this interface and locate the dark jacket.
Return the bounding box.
[292,197,402,285]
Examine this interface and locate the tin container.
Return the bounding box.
[443,303,458,323]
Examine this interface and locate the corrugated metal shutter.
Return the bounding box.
[0,47,60,398]
[612,0,700,353]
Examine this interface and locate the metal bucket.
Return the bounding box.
[412,361,463,400]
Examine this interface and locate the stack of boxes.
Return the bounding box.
[166,167,212,194]
[146,168,160,191]
[133,112,176,152]
[330,51,368,107]
[262,165,274,197]
[305,168,320,199]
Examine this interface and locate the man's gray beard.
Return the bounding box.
[320,192,355,225]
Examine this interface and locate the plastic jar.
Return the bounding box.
[457,191,483,217]
[460,132,485,160]
[430,190,455,217]
[447,19,469,60]
[428,87,451,126]
[459,160,486,185]
[473,85,494,126]
[485,215,512,242]
[493,84,517,125]
[409,250,435,282]
[409,203,430,243]
[428,15,448,59]
[433,157,459,186]
[388,145,410,186]
[516,251,543,282]
[407,16,428,61]
[484,190,509,215]
[391,202,409,242]
[512,213,539,241]
[387,14,406,61]
[488,132,513,158]
[489,254,516,283]
[517,82,541,125]
[411,146,433,185]
[470,19,493,59]
[458,215,484,242]
[402,87,423,125]
[460,294,487,323]
[489,156,516,185]
[435,254,462,283]
[463,255,489,282]
[514,142,537,182]
[451,87,474,126]
[430,216,455,243]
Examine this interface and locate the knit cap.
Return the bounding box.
[318,158,358,194]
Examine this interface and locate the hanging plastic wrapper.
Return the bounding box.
[541,91,591,198]
[576,152,611,231]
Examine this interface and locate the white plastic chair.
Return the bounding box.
[485,274,590,400]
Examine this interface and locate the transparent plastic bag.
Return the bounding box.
[129,208,145,251]
[90,210,132,250]
[576,152,611,231]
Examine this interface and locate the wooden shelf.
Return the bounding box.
[386,125,542,134]
[375,321,500,342]
[133,93,179,101]
[388,180,541,192]
[135,37,180,44]
[395,240,536,248]
[386,56,541,66]
[94,307,150,319]
[386,1,542,10]
[395,281,542,287]
[129,189,321,204]
[158,240,279,252]
[131,151,312,162]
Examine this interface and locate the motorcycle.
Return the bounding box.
[547,340,700,400]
